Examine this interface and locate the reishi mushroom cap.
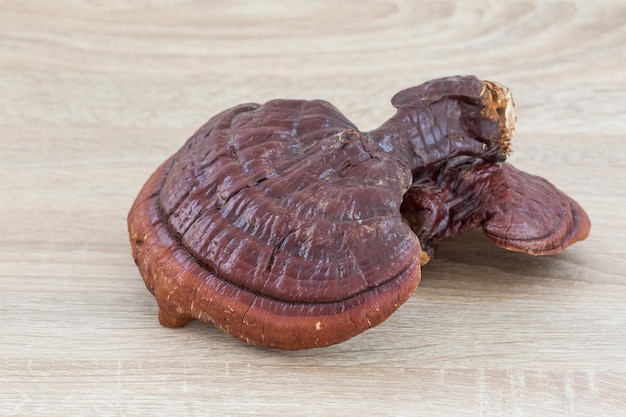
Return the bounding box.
[128,75,590,350]
[129,100,422,350]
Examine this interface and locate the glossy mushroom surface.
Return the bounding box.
[400,159,591,262]
[129,100,422,349]
[128,75,590,349]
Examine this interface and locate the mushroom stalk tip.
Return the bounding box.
[483,79,516,157]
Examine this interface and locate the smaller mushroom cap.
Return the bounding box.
[481,163,591,255]
[401,158,591,260]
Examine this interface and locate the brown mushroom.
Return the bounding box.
[128,75,590,349]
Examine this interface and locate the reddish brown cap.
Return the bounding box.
[129,101,421,349]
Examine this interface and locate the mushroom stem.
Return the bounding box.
[367,76,515,174]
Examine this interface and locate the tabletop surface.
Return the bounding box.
[1,1,625,415]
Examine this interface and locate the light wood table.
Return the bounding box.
[2,1,625,415]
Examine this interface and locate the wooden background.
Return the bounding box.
[1,1,625,415]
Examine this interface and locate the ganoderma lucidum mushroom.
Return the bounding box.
[128,75,590,350]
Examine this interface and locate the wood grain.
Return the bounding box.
[1,0,625,415]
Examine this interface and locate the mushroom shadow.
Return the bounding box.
[419,228,585,289]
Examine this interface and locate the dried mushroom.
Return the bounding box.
[128,75,590,349]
